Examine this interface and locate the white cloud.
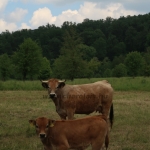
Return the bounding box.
[0,0,8,12]
[34,0,57,3]
[0,1,144,33]
[21,0,72,4]
[53,2,139,27]
[8,8,28,22]
[0,19,17,33]
[27,2,140,28]
[78,2,139,20]
[29,7,56,28]
[20,23,31,30]
[55,9,83,26]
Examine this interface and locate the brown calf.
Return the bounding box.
[29,115,109,150]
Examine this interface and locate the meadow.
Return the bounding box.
[0,77,150,91]
[0,77,150,150]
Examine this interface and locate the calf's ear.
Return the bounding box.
[49,119,55,127]
[29,120,36,126]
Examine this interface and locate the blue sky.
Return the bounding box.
[0,0,150,33]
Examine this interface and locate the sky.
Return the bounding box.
[0,0,150,33]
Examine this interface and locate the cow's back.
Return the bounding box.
[60,81,113,115]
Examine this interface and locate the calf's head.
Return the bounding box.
[29,117,55,139]
[41,78,66,98]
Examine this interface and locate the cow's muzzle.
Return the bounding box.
[49,93,56,98]
[40,133,46,139]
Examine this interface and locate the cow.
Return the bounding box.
[41,78,114,128]
[29,115,109,150]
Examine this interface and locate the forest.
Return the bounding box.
[0,12,150,80]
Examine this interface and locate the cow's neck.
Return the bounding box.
[55,88,63,97]
[51,97,58,106]
[51,89,63,107]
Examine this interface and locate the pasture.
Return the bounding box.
[0,77,150,150]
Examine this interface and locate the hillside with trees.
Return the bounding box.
[0,13,150,80]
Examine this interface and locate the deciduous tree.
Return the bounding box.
[112,63,127,77]
[12,38,42,80]
[125,51,144,77]
[53,27,87,80]
[0,54,11,81]
[38,57,52,80]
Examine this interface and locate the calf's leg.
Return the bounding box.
[56,145,68,150]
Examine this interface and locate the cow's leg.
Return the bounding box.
[102,104,113,130]
[56,109,67,120]
[101,96,113,129]
[101,94,114,127]
[66,109,75,120]
[59,113,67,120]
[101,101,111,117]
[67,112,74,120]
[91,140,104,150]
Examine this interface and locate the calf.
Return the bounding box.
[29,115,109,150]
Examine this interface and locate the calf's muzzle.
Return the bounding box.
[49,93,56,98]
[40,133,46,139]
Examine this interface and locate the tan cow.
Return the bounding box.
[41,78,114,128]
[29,115,109,150]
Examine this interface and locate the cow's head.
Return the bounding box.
[29,117,55,139]
[41,78,66,98]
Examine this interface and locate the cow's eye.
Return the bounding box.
[35,125,38,128]
[46,124,49,128]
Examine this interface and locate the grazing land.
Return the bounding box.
[0,78,150,150]
[0,77,150,91]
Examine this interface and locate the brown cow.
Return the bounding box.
[29,115,109,150]
[41,78,114,127]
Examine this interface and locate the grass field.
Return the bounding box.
[0,77,150,91]
[0,78,150,150]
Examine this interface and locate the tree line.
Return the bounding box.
[0,13,150,80]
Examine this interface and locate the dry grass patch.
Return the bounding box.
[109,91,150,150]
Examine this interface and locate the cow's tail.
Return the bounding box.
[109,103,114,128]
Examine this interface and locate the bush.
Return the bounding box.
[112,63,127,77]
[103,69,112,77]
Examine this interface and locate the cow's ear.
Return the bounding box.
[49,119,55,127]
[29,120,36,126]
[41,81,49,88]
[58,80,66,88]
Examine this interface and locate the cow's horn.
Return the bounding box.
[41,80,48,83]
[58,79,66,83]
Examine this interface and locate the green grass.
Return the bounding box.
[0,80,43,90]
[0,77,150,91]
[0,90,150,150]
[0,90,59,150]
[0,77,150,150]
